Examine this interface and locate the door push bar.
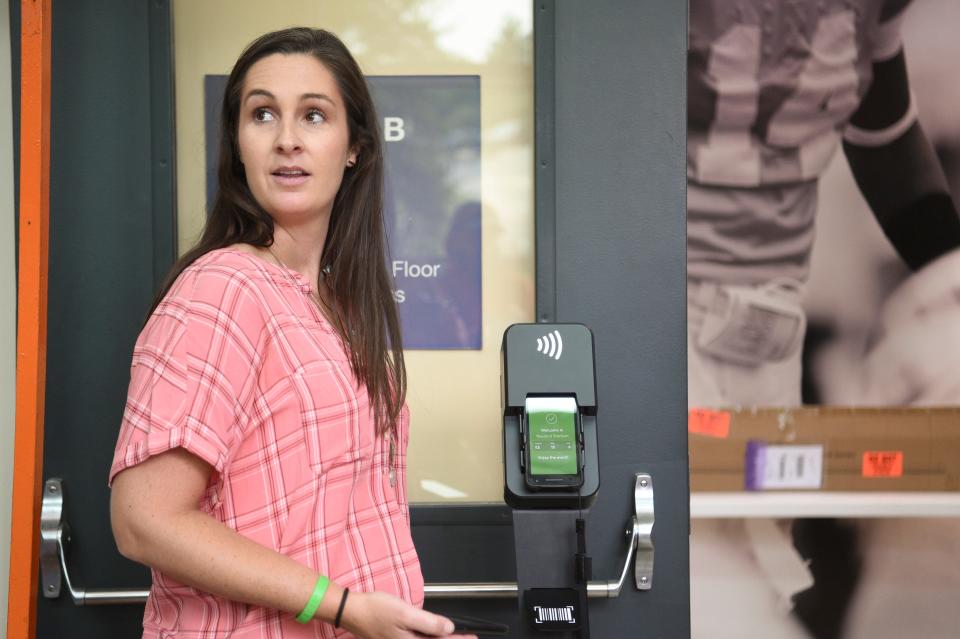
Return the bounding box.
[41,473,654,604]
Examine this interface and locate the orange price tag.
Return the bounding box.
[688,409,731,439]
[862,451,904,478]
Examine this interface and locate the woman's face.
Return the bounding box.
[237,53,357,223]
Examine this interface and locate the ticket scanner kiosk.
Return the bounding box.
[502,323,601,637]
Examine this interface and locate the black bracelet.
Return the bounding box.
[334,588,349,628]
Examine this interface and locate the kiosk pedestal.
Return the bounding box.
[513,510,588,638]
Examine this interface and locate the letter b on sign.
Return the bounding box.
[384,117,405,142]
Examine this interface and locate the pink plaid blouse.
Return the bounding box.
[110,248,423,638]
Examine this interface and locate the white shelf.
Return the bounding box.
[690,492,960,518]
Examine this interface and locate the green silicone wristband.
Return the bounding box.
[295,575,330,624]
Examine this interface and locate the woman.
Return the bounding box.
[110,28,472,639]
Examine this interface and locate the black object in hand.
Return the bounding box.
[430,614,509,637]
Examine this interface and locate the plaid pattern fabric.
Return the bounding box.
[110,248,422,638]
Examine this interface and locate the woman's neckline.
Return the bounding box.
[217,246,339,333]
[220,245,314,293]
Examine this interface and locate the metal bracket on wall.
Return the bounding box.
[39,479,64,599]
[40,475,653,604]
[634,473,655,590]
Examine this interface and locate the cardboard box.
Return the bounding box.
[688,407,960,492]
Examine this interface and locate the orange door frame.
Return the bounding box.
[6,1,52,638]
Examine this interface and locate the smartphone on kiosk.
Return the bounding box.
[522,396,584,490]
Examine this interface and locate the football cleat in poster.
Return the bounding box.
[205,75,482,349]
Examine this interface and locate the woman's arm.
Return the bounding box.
[110,448,470,638]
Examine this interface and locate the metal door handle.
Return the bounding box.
[41,474,653,604]
[40,479,150,604]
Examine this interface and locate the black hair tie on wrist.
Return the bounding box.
[334,588,349,628]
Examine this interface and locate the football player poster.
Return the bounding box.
[686,1,960,638]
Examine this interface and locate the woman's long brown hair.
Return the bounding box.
[148,28,405,437]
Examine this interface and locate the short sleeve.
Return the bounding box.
[109,263,266,485]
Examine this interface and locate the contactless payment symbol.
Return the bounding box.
[536,330,564,360]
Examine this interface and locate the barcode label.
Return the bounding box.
[745,442,823,490]
[534,606,576,624]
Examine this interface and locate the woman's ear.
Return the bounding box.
[346,148,358,168]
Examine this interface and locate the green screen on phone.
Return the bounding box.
[528,408,578,476]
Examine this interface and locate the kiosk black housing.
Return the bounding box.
[502,323,600,509]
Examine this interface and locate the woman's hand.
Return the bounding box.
[340,591,477,639]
